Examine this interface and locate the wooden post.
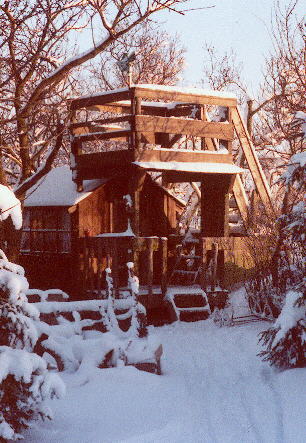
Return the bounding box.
[161,237,168,296]
[201,176,231,238]
[200,237,207,291]
[211,242,218,292]
[133,96,142,156]
[226,107,233,155]
[130,169,146,236]
[88,240,95,297]
[111,238,120,298]
[71,137,83,192]
[147,237,154,297]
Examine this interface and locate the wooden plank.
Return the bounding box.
[70,116,131,134]
[201,176,232,237]
[74,129,130,143]
[71,125,128,136]
[232,175,249,224]
[84,102,201,118]
[136,148,233,164]
[160,237,168,296]
[135,115,234,140]
[211,243,218,291]
[69,89,131,111]
[146,238,154,297]
[132,86,237,107]
[200,237,207,291]
[76,150,133,169]
[75,151,134,180]
[232,107,273,213]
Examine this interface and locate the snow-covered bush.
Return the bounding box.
[0,347,65,441]
[258,282,305,370]
[0,185,65,441]
[258,148,305,369]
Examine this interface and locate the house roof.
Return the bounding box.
[24,166,106,207]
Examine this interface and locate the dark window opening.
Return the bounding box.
[21,207,71,254]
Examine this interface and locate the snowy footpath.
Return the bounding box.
[24,290,306,443]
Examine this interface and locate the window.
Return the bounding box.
[21,207,71,254]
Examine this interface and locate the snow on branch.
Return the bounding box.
[0,185,22,230]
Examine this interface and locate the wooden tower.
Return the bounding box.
[68,84,273,317]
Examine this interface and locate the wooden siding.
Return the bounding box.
[135,115,234,140]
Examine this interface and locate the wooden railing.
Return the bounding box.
[78,236,168,297]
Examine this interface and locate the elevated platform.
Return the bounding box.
[69,84,239,187]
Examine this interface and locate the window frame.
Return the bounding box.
[20,206,72,254]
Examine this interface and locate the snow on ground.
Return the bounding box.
[23,289,306,443]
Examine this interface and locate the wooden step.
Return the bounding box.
[166,287,211,322]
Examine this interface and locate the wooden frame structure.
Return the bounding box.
[69,84,273,308]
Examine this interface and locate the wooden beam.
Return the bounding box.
[71,125,129,136]
[135,115,234,140]
[75,150,134,179]
[136,148,233,164]
[160,237,168,296]
[82,102,201,118]
[69,115,131,131]
[132,86,237,107]
[74,129,130,143]
[201,176,232,237]
[232,175,249,225]
[69,89,131,110]
[232,107,274,213]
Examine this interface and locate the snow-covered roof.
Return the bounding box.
[24,166,106,207]
[133,161,244,175]
[71,84,237,102]
[133,84,237,99]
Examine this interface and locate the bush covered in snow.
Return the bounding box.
[0,243,65,440]
[258,149,306,370]
[258,282,305,370]
[0,347,65,441]
[0,273,65,440]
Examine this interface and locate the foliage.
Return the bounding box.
[258,282,305,370]
[0,246,64,440]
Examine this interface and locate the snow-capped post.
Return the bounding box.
[127,261,139,299]
[105,267,113,298]
[126,261,143,338]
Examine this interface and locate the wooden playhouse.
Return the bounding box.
[20,166,185,295]
[22,84,273,322]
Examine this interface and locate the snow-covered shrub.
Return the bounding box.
[0,182,65,441]
[0,347,65,441]
[258,282,305,370]
[101,264,147,339]
[0,184,22,230]
[258,149,305,369]
[0,264,65,441]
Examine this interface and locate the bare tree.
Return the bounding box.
[89,21,185,90]
[0,0,209,259]
[0,0,198,198]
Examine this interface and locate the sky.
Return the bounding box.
[154,0,302,93]
[77,0,303,96]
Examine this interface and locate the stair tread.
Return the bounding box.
[179,255,201,259]
[173,270,198,275]
[176,306,209,312]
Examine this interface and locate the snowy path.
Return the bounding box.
[24,293,305,443]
